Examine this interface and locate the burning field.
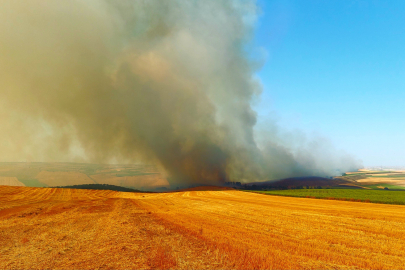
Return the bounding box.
[1,186,405,269]
[0,2,397,269]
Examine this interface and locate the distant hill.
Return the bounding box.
[176,185,234,192]
[55,184,141,192]
[0,162,169,190]
[245,176,350,190]
[37,171,95,186]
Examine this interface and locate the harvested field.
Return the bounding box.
[0,177,25,186]
[1,186,405,269]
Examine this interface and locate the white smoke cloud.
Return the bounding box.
[0,0,361,186]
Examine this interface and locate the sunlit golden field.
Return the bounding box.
[1,186,405,269]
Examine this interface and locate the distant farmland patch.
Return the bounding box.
[252,189,405,205]
[56,184,141,192]
[0,177,25,187]
[36,171,95,186]
[18,178,47,187]
[338,170,405,189]
[115,172,159,177]
[91,173,169,190]
[0,163,169,190]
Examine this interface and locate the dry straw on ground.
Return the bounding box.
[1,186,405,269]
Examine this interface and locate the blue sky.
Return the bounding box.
[254,0,405,167]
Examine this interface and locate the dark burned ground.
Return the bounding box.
[246,176,349,189]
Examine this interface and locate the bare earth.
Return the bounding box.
[1,186,405,269]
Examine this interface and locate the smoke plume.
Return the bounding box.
[0,0,361,186]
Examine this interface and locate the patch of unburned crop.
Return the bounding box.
[253,189,405,205]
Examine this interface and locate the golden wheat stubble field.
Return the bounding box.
[1,187,405,269]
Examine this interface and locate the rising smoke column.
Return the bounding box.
[0,0,361,186]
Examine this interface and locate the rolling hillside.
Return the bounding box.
[0,163,169,190]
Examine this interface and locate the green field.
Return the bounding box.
[251,189,405,205]
[364,183,405,190]
[18,178,48,188]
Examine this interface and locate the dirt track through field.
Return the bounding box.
[1,186,405,269]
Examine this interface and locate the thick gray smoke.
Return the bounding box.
[0,0,361,186]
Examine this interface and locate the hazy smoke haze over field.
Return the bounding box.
[0,0,361,186]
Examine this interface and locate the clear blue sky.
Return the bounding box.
[254,0,405,167]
